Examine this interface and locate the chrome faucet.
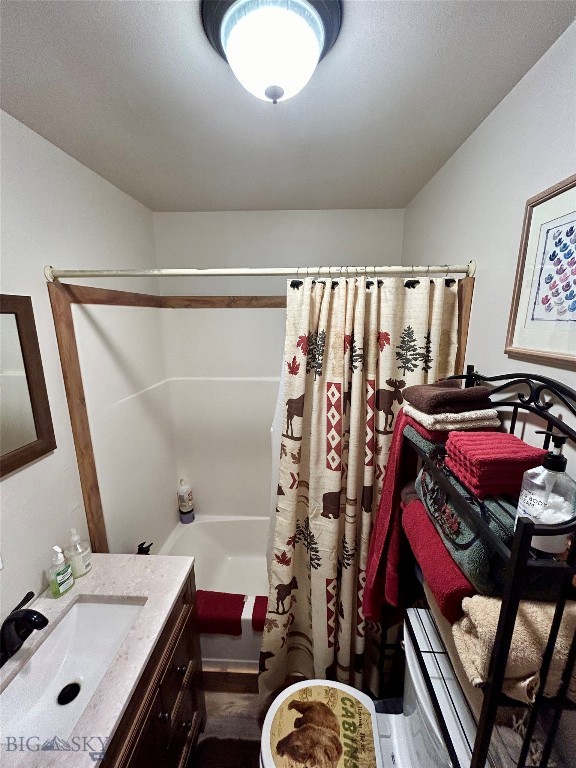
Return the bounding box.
[0,591,48,668]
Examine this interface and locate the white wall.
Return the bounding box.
[72,305,177,553]
[153,210,405,295]
[402,23,576,472]
[153,210,405,520]
[0,111,157,621]
[162,308,286,519]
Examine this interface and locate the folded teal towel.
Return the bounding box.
[415,465,514,595]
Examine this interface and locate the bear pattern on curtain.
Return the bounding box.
[259,276,460,697]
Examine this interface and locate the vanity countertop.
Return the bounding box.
[0,553,194,767]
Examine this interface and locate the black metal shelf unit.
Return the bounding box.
[405,366,576,768]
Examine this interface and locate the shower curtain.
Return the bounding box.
[259,276,460,697]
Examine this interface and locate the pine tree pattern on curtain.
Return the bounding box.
[259,276,460,696]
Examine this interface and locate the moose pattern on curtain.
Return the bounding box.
[259,276,460,696]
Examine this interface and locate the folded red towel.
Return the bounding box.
[446,431,545,470]
[196,590,246,636]
[404,413,449,443]
[445,457,525,499]
[403,380,492,415]
[446,453,530,482]
[402,498,476,623]
[252,596,268,632]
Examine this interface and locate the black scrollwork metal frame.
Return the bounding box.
[452,365,576,444]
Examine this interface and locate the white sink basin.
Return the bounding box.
[0,599,143,746]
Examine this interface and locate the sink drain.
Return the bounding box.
[57,682,81,706]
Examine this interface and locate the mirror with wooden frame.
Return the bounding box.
[0,295,56,477]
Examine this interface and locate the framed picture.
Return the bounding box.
[505,174,576,369]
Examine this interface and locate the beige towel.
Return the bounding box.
[453,595,576,704]
[403,403,501,432]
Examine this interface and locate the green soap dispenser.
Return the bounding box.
[48,545,74,597]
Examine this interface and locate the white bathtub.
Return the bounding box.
[159,516,270,669]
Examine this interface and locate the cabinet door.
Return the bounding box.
[161,621,191,730]
[125,689,168,768]
[167,682,195,767]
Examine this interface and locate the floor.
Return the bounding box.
[188,690,264,768]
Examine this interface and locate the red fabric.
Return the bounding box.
[404,413,449,443]
[364,409,418,619]
[444,432,545,498]
[446,431,545,471]
[445,457,526,499]
[252,596,268,632]
[402,498,476,623]
[196,590,246,636]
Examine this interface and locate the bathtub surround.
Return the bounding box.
[52,284,287,555]
[260,276,461,696]
[161,516,269,670]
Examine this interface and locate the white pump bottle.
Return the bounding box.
[516,432,576,554]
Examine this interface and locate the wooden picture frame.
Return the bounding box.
[0,295,56,477]
[505,174,576,369]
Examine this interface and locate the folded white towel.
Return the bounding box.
[403,403,501,432]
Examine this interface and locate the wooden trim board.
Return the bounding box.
[455,276,475,376]
[47,283,286,552]
[48,282,109,552]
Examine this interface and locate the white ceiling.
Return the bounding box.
[1,1,574,212]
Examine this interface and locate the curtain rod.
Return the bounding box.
[45,261,476,282]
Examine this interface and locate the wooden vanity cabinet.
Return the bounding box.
[101,570,206,768]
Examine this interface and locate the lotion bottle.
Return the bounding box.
[177,479,195,524]
[48,546,74,597]
[64,528,92,578]
[516,432,576,553]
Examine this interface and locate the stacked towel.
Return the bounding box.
[196,590,246,636]
[404,413,450,444]
[402,498,476,623]
[453,595,576,704]
[445,431,546,499]
[403,402,501,432]
[403,379,493,414]
[411,424,515,595]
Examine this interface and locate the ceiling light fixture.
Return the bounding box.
[202,0,342,104]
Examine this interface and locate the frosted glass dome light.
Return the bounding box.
[202,0,342,104]
[221,0,324,103]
